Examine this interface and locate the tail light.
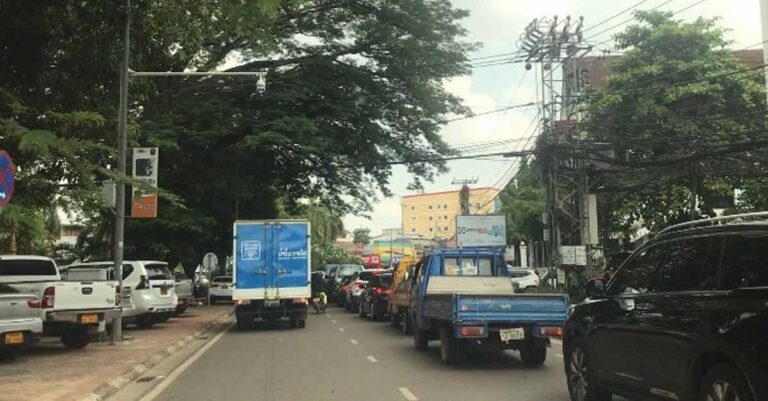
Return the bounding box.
[459,326,485,337]
[354,282,362,289]
[41,286,55,309]
[235,299,250,305]
[135,275,149,290]
[540,326,563,337]
[27,298,41,308]
[374,287,382,296]
[115,285,121,306]
[292,298,306,304]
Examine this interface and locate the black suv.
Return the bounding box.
[564,216,768,401]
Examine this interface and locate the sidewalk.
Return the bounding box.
[0,304,232,401]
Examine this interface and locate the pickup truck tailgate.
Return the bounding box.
[55,281,117,311]
[457,295,569,325]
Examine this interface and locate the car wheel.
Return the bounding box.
[136,316,155,329]
[60,329,90,349]
[369,303,376,321]
[699,364,753,401]
[289,319,299,329]
[390,309,401,327]
[298,319,307,329]
[358,300,366,318]
[565,339,611,401]
[402,308,413,335]
[210,296,216,305]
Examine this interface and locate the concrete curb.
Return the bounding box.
[78,311,234,401]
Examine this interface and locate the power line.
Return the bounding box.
[338,149,533,168]
[582,0,652,33]
[584,0,676,42]
[442,102,538,123]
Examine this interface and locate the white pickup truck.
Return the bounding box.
[0,255,120,349]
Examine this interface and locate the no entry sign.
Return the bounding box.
[0,150,14,207]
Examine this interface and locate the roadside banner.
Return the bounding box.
[456,215,506,247]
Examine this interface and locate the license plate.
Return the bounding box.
[161,287,168,295]
[4,332,24,345]
[265,299,279,307]
[500,328,525,342]
[80,314,99,324]
[221,285,228,290]
[312,298,320,303]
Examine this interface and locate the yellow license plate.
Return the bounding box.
[80,314,98,324]
[4,332,24,345]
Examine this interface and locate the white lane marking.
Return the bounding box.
[327,314,332,317]
[553,353,564,358]
[139,322,233,401]
[350,339,358,345]
[399,387,418,401]
[550,338,563,345]
[339,327,345,332]
[332,320,337,324]
[366,355,378,363]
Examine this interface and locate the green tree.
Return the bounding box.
[499,159,546,245]
[584,10,768,234]
[352,228,372,245]
[0,1,474,265]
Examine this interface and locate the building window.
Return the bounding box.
[411,216,416,220]
[444,215,448,220]
[429,205,433,210]
[411,206,415,211]
[444,204,448,209]
[429,228,433,232]
[444,227,449,231]
[411,228,416,232]
[429,216,433,221]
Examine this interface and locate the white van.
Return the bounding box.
[62,261,177,328]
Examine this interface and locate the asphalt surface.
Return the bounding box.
[121,304,599,401]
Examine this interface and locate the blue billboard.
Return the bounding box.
[234,221,310,291]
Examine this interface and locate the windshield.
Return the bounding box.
[443,257,494,276]
[337,265,362,277]
[145,264,172,280]
[0,259,57,276]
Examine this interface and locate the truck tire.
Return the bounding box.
[439,327,465,365]
[520,342,547,367]
[136,316,155,329]
[236,317,254,331]
[298,319,307,329]
[402,308,413,335]
[61,329,90,349]
[369,303,376,321]
[413,328,429,351]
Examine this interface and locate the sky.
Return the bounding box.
[342,0,766,236]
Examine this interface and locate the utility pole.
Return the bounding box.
[761,0,768,103]
[452,178,478,215]
[111,0,267,343]
[516,15,590,279]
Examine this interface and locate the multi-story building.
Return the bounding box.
[401,187,501,239]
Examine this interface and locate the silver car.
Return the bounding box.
[0,283,43,357]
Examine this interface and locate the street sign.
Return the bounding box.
[131,147,159,218]
[0,150,14,207]
[560,245,587,266]
[202,252,219,271]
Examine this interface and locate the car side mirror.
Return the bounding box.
[585,278,606,298]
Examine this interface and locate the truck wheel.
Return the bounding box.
[413,328,429,351]
[136,316,155,329]
[236,318,254,331]
[61,329,90,349]
[298,319,306,329]
[520,343,547,367]
[369,303,376,321]
[402,309,413,335]
[439,327,465,365]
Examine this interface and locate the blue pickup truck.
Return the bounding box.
[407,248,569,366]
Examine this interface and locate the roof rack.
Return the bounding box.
[657,211,768,235]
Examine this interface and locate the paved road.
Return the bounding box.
[135,305,583,401]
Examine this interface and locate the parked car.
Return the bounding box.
[345,269,388,312]
[62,260,178,329]
[358,272,393,320]
[1,256,120,349]
[564,213,768,401]
[209,276,233,303]
[331,264,364,306]
[508,268,539,292]
[174,273,194,315]
[0,283,42,358]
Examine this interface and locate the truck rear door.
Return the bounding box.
[273,222,311,298]
[234,221,270,300]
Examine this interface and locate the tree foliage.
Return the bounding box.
[0,0,474,265]
[584,11,768,234]
[499,159,545,245]
[352,228,371,245]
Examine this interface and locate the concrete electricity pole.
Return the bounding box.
[761,0,768,103]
